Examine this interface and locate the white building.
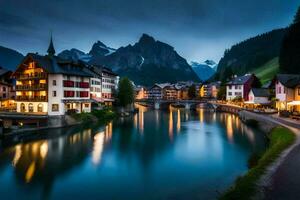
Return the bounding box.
[12,38,93,116]
[246,88,271,105]
[86,65,118,106]
[226,74,257,101]
[101,67,118,105]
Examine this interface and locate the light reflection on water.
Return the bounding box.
[0,105,267,200]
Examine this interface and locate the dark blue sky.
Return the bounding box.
[0,0,299,62]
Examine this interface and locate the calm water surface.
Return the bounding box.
[0,106,267,200]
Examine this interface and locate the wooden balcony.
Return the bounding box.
[19,73,47,80]
[16,96,47,102]
[16,84,47,91]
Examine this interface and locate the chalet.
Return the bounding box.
[163,85,178,100]
[148,83,169,100]
[12,37,93,115]
[275,74,300,111]
[226,74,259,101]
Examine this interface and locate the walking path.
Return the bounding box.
[241,111,300,200]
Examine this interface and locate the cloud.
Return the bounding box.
[0,0,298,61]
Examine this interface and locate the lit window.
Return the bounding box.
[52,104,59,112]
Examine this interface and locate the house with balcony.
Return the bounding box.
[85,65,118,106]
[148,83,169,100]
[101,67,118,106]
[226,74,260,101]
[275,74,300,111]
[12,37,93,115]
[163,84,178,100]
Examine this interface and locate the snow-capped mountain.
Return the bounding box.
[58,48,92,62]
[58,41,116,63]
[191,60,216,81]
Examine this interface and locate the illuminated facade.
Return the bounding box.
[0,67,15,109]
[87,65,118,105]
[275,74,300,111]
[226,74,258,101]
[12,37,93,115]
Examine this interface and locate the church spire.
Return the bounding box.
[47,34,56,56]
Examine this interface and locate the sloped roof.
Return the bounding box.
[14,53,93,77]
[251,88,270,97]
[227,74,253,85]
[276,74,300,88]
[0,67,11,77]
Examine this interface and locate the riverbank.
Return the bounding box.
[220,127,295,200]
[1,108,116,137]
[214,106,300,199]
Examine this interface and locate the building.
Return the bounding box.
[245,88,271,107]
[226,74,259,101]
[0,67,15,109]
[88,66,102,103]
[199,84,210,98]
[148,83,169,100]
[135,86,148,100]
[12,37,93,115]
[101,67,118,105]
[275,74,300,111]
[87,65,118,105]
[210,81,221,98]
[199,81,220,98]
[163,85,178,100]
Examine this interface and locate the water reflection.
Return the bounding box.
[177,109,181,133]
[226,115,234,142]
[169,110,173,141]
[0,108,267,200]
[92,132,105,165]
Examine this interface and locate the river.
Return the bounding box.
[0,106,267,200]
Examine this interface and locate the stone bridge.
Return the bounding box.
[135,99,209,109]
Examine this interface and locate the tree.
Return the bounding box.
[279,6,300,74]
[217,86,226,100]
[294,6,300,24]
[117,77,134,107]
[188,84,196,99]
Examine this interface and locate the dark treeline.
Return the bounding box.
[215,28,287,82]
[280,6,300,74]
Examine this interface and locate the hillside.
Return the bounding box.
[251,57,279,84]
[216,28,287,81]
[0,46,24,70]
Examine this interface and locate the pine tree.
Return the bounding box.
[117,77,134,107]
[279,6,300,74]
[294,6,300,24]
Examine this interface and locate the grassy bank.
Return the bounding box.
[72,108,116,124]
[220,127,296,200]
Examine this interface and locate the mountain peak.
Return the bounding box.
[139,34,156,44]
[204,60,216,66]
[94,40,107,48]
[89,40,115,57]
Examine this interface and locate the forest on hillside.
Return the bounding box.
[215,28,287,82]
